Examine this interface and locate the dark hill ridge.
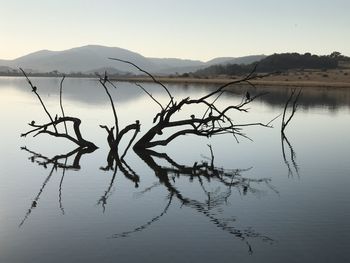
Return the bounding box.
[0,45,264,75]
[193,52,341,76]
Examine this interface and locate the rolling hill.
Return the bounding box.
[0,45,265,75]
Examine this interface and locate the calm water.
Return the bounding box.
[0,77,349,263]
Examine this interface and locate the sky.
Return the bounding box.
[0,0,349,61]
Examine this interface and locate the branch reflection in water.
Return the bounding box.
[281,133,300,178]
[98,150,140,213]
[19,146,96,226]
[111,146,277,253]
[19,145,277,253]
[281,89,301,177]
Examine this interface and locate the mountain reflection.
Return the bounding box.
[2,77,350,110]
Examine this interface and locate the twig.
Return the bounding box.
[108,57,174,107]
[135,83,164,110]
[59,75,68,134]
[99,77,119,137]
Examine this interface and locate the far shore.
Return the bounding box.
[2,68,349,88]
[111,76,350,88]
[111,68,350,88]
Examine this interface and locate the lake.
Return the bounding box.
[0,77,349,263]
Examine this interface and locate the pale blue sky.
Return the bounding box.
[0,0,349,61]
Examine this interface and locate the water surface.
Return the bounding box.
[0,77,349,262]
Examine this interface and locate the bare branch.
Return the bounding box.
[281,89,302,133]
[59,75,68,134]
[99,76,119,137]
[108,57,174,107]
[22,117,97,149]
[20,68,58,133]
[135,83,164,110]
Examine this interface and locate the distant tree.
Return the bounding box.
[329,51,341,59]
[193,52,339,77]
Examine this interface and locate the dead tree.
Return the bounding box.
[20,69,97,150]
[97,72,140,158]
[108,59,276,150]
[281,89,302,177]
[281,88,302,134]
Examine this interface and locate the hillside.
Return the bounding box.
[0,45,264,75]
[193,53,342,77]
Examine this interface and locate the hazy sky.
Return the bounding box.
[0,0,349,61]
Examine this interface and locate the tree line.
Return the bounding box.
[193,52,347,77]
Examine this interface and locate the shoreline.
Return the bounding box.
[111,76,350,88]
[1,74,349,88]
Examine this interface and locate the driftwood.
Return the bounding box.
[107,60,277,150]
[98,72,140,157]
[20,69,97,150]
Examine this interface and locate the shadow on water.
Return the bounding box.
[19,144,279,253]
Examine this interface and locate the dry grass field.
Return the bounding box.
[113,68,350,88]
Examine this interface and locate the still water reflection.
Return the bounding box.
[0,77,349,262]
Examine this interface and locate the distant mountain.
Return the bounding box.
[7,45,156,74]
[0,45,265,75]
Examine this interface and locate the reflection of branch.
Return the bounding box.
[98,150,140,212]
[281,89,301,177]
[21,146,96,170]
[98,166,118,213]
[19,166,56,227]
[133,148,275,252]
[111,193,174,238]
[19,146,96,225]
[59,158,68,215]
[281,133,299,178]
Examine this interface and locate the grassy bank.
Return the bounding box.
[112,69,350,88]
